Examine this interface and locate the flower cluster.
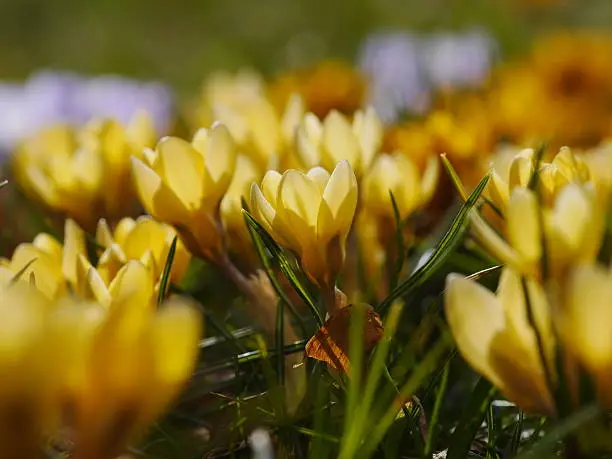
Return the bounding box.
[4,28,612,458]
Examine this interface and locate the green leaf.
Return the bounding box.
[377,173,490,315]
[340,302,404,459]
[513,404,600,459]
[243,209,323,326]
[242,207,310,338]
[357,336,450,459]
[508,409,525,455]
[275,299,285,386]
[388,191,405,291]
[447,377,497,459]
[157,235,177,306]
[424,363,450,456]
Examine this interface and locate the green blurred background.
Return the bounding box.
[1,0,610,94]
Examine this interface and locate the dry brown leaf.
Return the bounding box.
[305,303,384,374]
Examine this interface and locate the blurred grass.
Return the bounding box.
[1,0,612,95]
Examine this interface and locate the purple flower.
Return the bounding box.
[0,70,175,155]
[420,29,497,89]
[358,32,431,123]
[357,29,496,123]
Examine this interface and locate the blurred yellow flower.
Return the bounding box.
[0,283,57,459]
[50,276,202,459]
[487,147,591,211]
[296,107,382,174]
[362,153,439,221]
[475,182,603,280]
[447,260,612,414]
[269,60,366,119]
[490,32,612,148]
[13,112,156,230]
[250,160,358,292]
[221,154,262,264]
[130,125,236,261]
[445,268,555,413]
[556,262,612,408]
[95,216,191,286]
[468,147,604,279]
[209,93,305,170]
[0,219,86,300]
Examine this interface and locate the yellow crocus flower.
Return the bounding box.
[296,107,382,174]
[220,154,262,262]
[362,153,439,221]
[0,219,86,300]
[130,125,236,261]
[13,112,156,229]
[50,274,202,459]
[250,160,358,292]
[488,147,591,212]
[0,283,58,459]
[210,93,304,170]
[445,267,555,414]
[474,182,604,279]
[557,262,612,408]
[95,216,191,286]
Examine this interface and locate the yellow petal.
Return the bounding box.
[126,109,156,148]
[393,154,421,217]
[508,153,534,190]
[281,94,305,144]
[130,157,190,223]
[280,169,321,225]
[87,265,112,307]
[204,124,236,197]
[550,184,590,252]
[420,156,440,206]
[108,261,155,313]
[95,218,114,249]
[559,263,612,371]
[113,217,137,246]
[245,99,281,162]
[488,169,509,212]
[278,170,321,246]
[306,167,331,194]
[322,111,360,171]
[296,122,321,169]
[152,298,202,384]
[122,217,169,265]
[156,137,204,210]
[62,219,87,287]
[250,183,277,234]
[352,106,382,170]
[507,188,541,265]
[261,170,282,206]
[318,160,357,241]
[32,233,62,261]
[444,274,506,389]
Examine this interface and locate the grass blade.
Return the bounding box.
[513,404,600,459]
[243,207,309,337]
[275,299,285,385]
[10,258,37,284]
[424,362,450,456]
[377,174,490,315]
[447,377,497,459]
[340,301,404,459]
[243,209,323,326]
[358,336,450,459]
[157,235,177,306]
[388,191,405,291]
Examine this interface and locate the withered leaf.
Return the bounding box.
[305,303,384,374]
